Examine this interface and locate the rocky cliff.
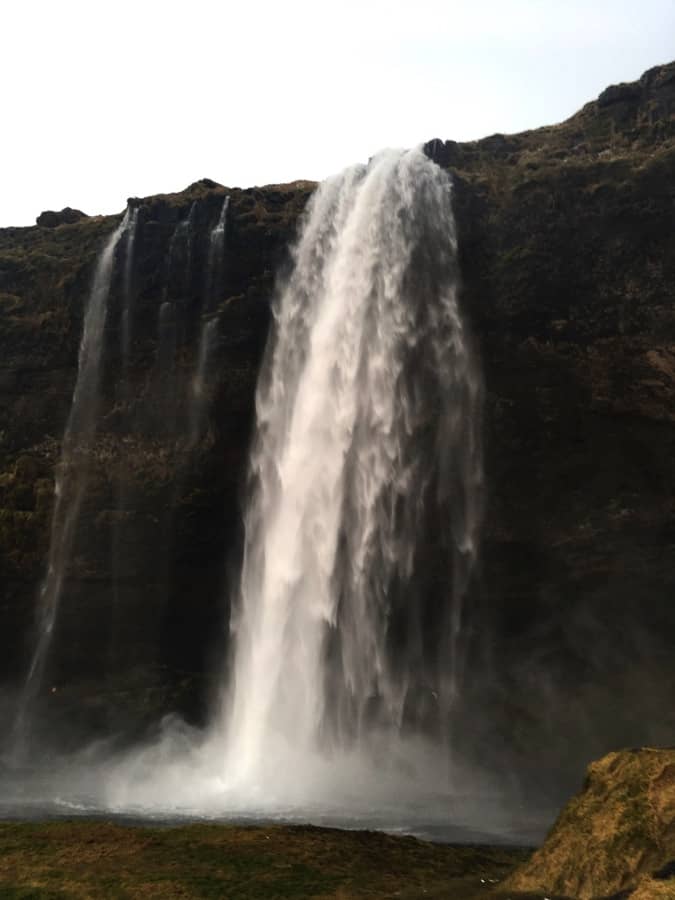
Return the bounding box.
[433,61,675,796]
[0,180,313,740]
[0,63,674,796]
[504,747,675,898]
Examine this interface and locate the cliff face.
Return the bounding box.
[431,61,675,793]
[0,181,313,738]
[0,63,674,793]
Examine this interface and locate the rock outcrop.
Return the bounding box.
[504,748,675,899]
[36,207,87,228]
[0,63,673,792]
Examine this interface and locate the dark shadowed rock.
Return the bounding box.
[0,175,313,739]
[36,207,87,227]
[437,59,675,799]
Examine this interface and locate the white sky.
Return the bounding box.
[3,0,675,227]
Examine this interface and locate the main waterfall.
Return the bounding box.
[214,147,483,795]
[79,149,485,826]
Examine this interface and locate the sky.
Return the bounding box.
[2,0,675,227]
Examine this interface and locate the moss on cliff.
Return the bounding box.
[504,748,675,899]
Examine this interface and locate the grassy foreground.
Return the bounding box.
[0,820,537,899]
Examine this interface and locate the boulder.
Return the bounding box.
[504,748,675,899]
[36,207,87,227]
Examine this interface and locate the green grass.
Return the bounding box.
[0,821,534,899]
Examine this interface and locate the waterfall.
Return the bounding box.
[120,207,139,365]
[206,195,230,306]
[188,196,229,446]
[165,202,196,304]
[219,148,483,789]
[13,209,133,751]
[189,316,219,447]
[150,208,198,431]
[111,206,139,670]
[157,302,176,379]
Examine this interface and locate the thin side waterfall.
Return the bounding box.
[110,207,140,676]
[219,147,483,790]
[189,316,219,447]
[120,207,139,365]
[152,210,195,430]
[165,202,196,304]
[206,195,230,306]
[13,210,133,752]
[189,195,229,446]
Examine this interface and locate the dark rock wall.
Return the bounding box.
[0,180,313,739]
[433,62,675,795]
[0,63,674,794]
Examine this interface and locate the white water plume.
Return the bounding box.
[219,147,483,791]
[101,148,483,822]
[13,209,133,752]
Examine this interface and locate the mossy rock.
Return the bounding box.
[504,747,675,899]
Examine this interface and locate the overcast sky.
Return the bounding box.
[3,0,675,227]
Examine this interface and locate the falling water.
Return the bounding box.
[110,207,140,676]
[13,209,133,752]
[206,195,230,306]
[66,150,484,825]
[219,148,483,790]
[162,202,196,312]
[188,196,229,446]
[189,316,219,446]
[150,208,197,426]
[120,207,139,364]
[157,302,175,372]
